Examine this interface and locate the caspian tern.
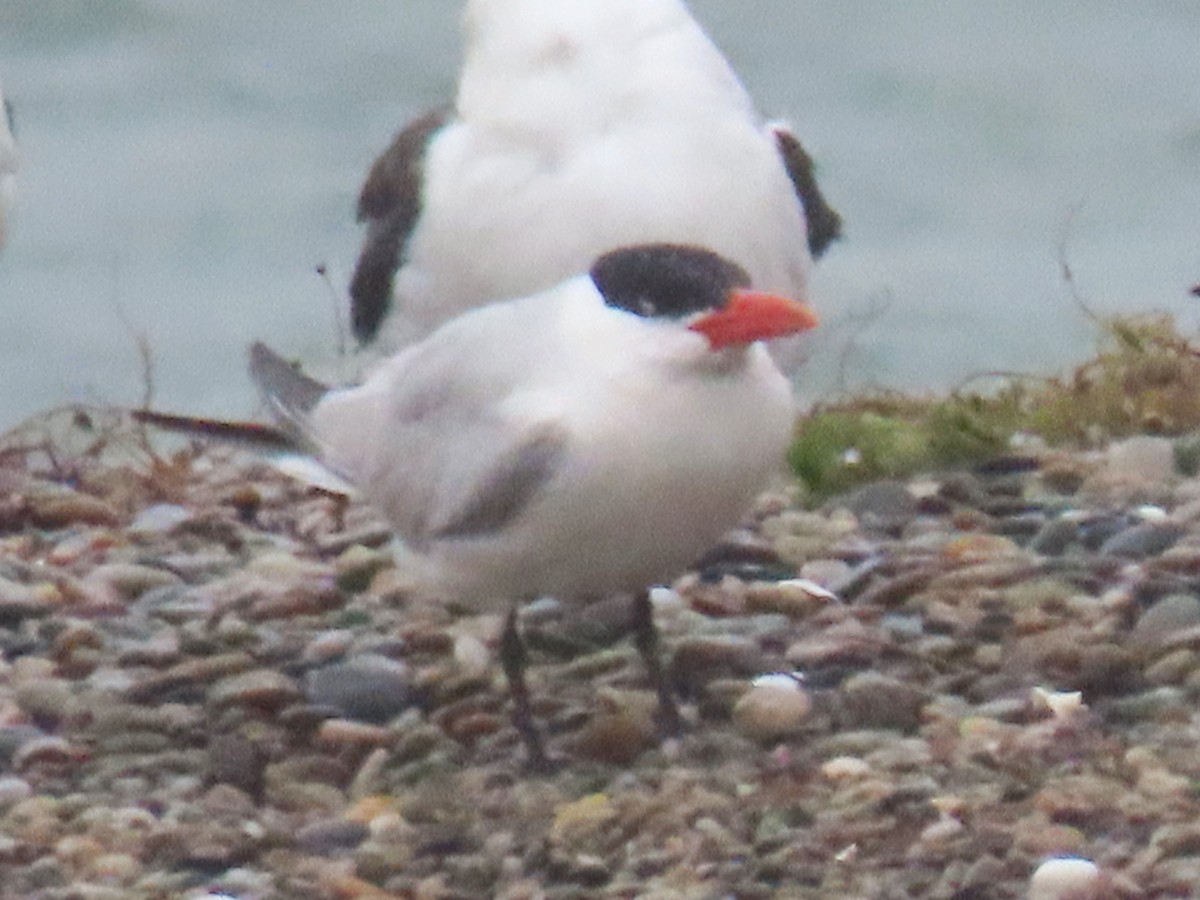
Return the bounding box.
[0,83,17,251]
[137,244,817,766]
[349,0,840,350]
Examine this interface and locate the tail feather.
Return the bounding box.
[248,342,329,445]
[130,409,297,452]
[131,408,356,496]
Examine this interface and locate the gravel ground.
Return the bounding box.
[0,412,1199,898]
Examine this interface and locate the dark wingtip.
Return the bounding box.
[348,245,395,345]
[772,125,843,259]
[350,107,451,345]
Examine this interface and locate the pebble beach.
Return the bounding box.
[1,409,1199,898]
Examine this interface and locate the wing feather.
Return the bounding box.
[349,107,452,344]
[770,123,843,259]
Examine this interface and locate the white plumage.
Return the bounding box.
[266,245,818,607]
[0,82,18,251]
[349,0,839,349]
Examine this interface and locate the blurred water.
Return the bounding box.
[0,0,1198,429]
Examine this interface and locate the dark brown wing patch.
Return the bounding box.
[771,124,843,260]
[350,107,452,344]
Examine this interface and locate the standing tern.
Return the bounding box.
[138,244,818,767]
[0,83,17,252]
[349,0,840,349]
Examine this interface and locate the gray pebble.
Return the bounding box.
[0,725,48,768]
[839,481,920,532]
[303,654,412,724]
[0,776,31,808]
[838,672,927,732]
[294,818,371,855]
[1099,522,1186,558]
[1029,517,1080,556]
[1132,594,1200,650]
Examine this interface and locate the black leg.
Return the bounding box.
[499,606,552,771]
[631,590,683,736]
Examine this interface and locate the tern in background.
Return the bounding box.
[0,83,17,252]
[349,0,840,351]
[138,244,819,767]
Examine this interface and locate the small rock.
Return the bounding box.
[27,491,121,529]
[571,690,659,765]
[127,503,192,535]
[15,679,77,728]
[87,852,142,886]
[207,734,267,798]
[670,636,766,694]
[1132,594,1200,651]
[12,736,80,772]
[820,756,872,781]
[0,578,54,624]
[1029,517,1081,556]
[334,545,394,593]
[0,726,49,767]
[302,629,356,664]
[88,563,182,599]
[1150,822,1200,856]
[0,776,32,808]
[294,819,370,856]
[453,633,491,678]
[838,672,927,732]
[208,669,302,711]
[316,719,393,749]
[127,652,255,703]
[787,617,888,670]
[1144,648,1199,685]
[1102,435,1176,484]
[1099,522,1185,559]
[839,481,920,532]
[304,655,412,724]
[551,793,616,843]
[732,674,812,742]
[799,558,856,591]
[1028,856,1100,900]
[745,579,837,618]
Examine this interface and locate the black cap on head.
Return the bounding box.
[589,244,751,320]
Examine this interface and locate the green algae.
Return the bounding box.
[791,313,1200,497]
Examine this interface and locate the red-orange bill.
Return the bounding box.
[688,289,819,350]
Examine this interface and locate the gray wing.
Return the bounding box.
[770,123,843,259]
[310,299,572,544]
[316,391,571,546]
[248,342,330,449]
[428,421,568,539]
[349,107,451,345]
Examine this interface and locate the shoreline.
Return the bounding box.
[0,405,1193,896]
